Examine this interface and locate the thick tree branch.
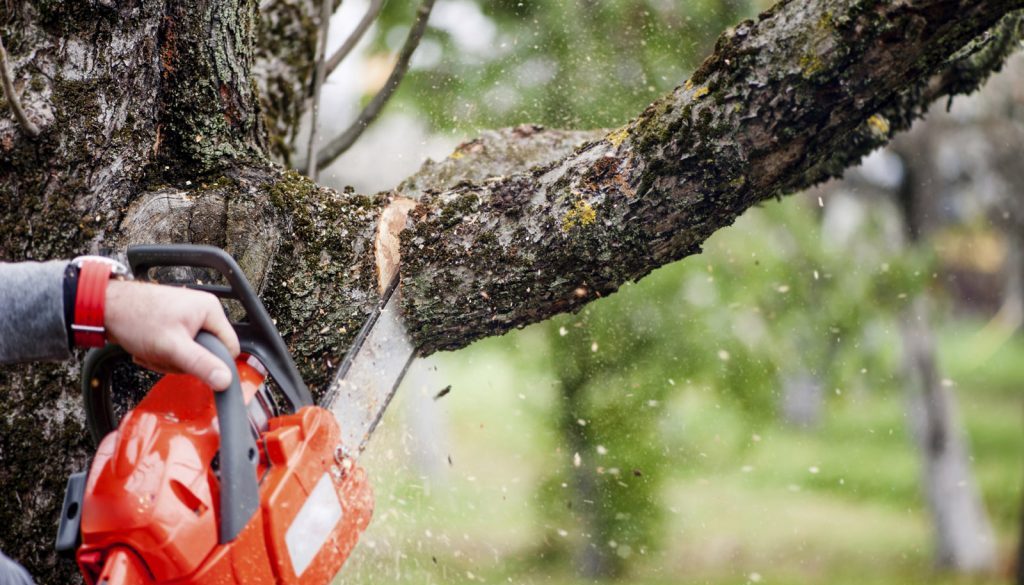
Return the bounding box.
[399,125,605,198]
[316,0,435,167]
[391,1,1024,354]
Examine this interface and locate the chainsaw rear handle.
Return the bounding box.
[127,244,312,411]
[195,331,260,544]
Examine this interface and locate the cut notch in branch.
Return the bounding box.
[0,31,40,137]
[315,0,435,170]
[374,195,418,293]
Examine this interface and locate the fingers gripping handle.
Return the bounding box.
[195,332,260,544]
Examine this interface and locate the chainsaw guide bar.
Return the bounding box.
[323,273,416,457]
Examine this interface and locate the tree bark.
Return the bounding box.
[0,0,1023,580]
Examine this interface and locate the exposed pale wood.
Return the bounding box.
[374,196,417,291]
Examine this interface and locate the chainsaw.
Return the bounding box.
[53,244,416,584]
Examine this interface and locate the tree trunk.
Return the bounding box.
[558,378,622,580]
[1002,227,1024,328]
[1012,235,1024,585]
[1,0,1023,580]
[779,369,824,428]
[1018,447,1024,585]
[890,126,999,573]
[899,297,998,572]
[551,321,622,580]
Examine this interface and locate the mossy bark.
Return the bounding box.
[0,0,1021,581]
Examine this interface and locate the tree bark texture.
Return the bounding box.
[1,0,1023,580]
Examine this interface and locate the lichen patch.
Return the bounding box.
[605,126,630,148]
[867,114,890,138]
[562,197,597,232]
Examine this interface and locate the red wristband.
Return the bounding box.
[72,260,113,347]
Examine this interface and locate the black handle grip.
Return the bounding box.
[195,332,260,544]
[80,344,130,445]
[127,244,313,411]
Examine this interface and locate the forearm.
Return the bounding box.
[0,261,72,364]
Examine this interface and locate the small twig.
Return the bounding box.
[324,0,388,77]
[0,31,39,137]
[317,0,435,169]
[303,0,338,180]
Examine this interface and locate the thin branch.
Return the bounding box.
[316,0,435,169]
[303,0,338,180]
[324,0,388,77]
[0,31,39,137]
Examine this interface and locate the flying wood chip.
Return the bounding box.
[433,385,452,401]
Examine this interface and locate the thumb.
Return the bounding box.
[175,339,234,390]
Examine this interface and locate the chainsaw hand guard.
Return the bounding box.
[127,245,313,410]
[80,245,314,443]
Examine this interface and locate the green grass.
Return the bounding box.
[338,321,1022,585]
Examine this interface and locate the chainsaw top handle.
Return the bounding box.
[194,331,261,544]
[127,244,313,410]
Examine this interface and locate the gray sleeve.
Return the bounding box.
[0,551,35,585]
[0,260,72,364]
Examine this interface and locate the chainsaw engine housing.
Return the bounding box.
[56,245,375,585]
[74,358,373,584]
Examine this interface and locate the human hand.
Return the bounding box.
[103,280,241,390]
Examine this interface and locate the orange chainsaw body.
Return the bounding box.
[76,358,374,585]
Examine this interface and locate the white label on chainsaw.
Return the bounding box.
[285,473,343,576]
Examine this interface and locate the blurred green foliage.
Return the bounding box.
[373,0,751,130]
[345,198,1022,585]
[527,196,939,577]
